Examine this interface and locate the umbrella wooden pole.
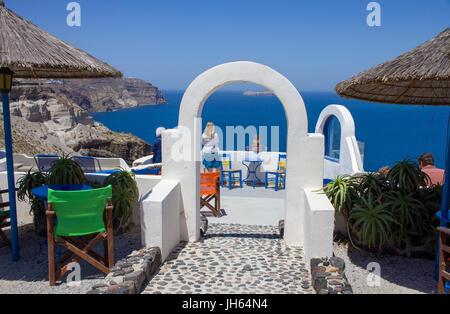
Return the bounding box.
[1,91,19,261]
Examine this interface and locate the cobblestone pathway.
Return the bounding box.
[142,223,313,294]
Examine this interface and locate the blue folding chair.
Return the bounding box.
[220,153,243,190]
[71,156,99,173]
[265,154,286,191]
[34,155,59,172]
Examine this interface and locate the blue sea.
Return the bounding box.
[92,91,450,172]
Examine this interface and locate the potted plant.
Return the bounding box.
[17,170,48,236]
[47,154,85,185]
[103,170,139,234]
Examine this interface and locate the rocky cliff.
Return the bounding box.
[11,78,166,113]
[1,79,160,164]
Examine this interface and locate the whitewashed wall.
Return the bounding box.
[315,105,364,179]
[144,61,336,263]
[140,180,181,261]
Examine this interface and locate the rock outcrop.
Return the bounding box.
[243,90,275,96]
[11,78,166,113]
[2,82,154,164]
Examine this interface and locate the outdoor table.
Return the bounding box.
[242,158,264,189]
[32,184,93,204]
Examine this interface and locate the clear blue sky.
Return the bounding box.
[9,0,450,91]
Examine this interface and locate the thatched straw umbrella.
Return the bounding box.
[335,28,450,287]
[0,0,122,261]
[335,28,449,106]
[336,28,449,225]
[0,1,122,78]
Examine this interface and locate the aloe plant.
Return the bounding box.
[357,172,390,200]
[387,158,428,193]
[324,157,442,255]
[47,154,85,185]
[103,170,139,233]
[349,194,397,251]
[17,169,48,202]
[323,175,357,218]
[384,191,425,233]
[17,170,49,236]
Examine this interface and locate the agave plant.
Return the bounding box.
[357,172,390,200]
[103,170,139,233]
[383,190,426,241]
[17,169,48,202]
[323,175,357,218]
[419,184,443,216]
[349,194,397,251]
[413,184,442,250]
[387,158,428,194]
[47,154,85,185]
[16,170,49,236]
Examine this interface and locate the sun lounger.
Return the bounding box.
[34,154,59,172]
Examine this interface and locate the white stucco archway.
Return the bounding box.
[143,61,335,262]
[315,105,364,178]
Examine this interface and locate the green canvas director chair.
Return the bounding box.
[46,185,114,286]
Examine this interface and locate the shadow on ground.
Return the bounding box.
[337,243,436,294]
[0,223,141,293]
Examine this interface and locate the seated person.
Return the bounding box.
[378,166,390,177]
[251,135,267,153]
[418,153,445,187]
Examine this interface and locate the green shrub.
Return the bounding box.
[17,169,48,203]
[323,175,357,218]
[325,157,442,256]
[357,172,390,200]
[17,169,48,236]
[103,170,139,234]
[349,194,397,251]
[387,158,428,194]
[47,154,85,185]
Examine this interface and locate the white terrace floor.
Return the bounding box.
[204,185,286,226]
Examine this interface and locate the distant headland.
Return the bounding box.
[243,91,275,96]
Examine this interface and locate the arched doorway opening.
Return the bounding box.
[315,104,364,179]
[198,82,287,226]
[159,62,334,261]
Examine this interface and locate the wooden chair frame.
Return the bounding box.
[200,175,221,217]
[46,199,114,286]
[438,226,450,294]
[265,154,287,191]
[220,153,243,190]
[0,188,18,249]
